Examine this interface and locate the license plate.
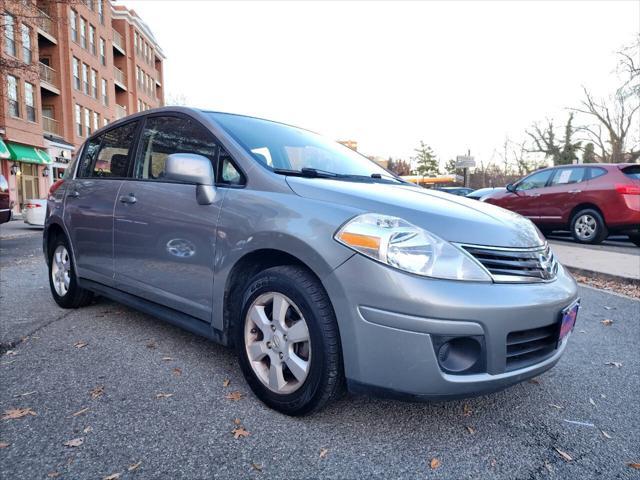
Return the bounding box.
[559,300,580,341]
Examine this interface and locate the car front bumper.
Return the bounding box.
[324,253,579,399]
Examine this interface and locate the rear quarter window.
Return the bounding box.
[587,167,607,180]
[621,165,640,180]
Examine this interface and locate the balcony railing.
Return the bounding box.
[42,115,60,135]
[113,66,126,86]
[112,29,124,52]
[39,62,58,87]
[37,9,55,38]
[115,104,127,119]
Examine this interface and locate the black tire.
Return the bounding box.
[570,208,608,244]
[235,265,344,416]
[628,234,640,248]
[48,236,93,308]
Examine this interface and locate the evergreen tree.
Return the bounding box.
[582,142,597,163]
[413,141,439,176]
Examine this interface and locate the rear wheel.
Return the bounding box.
[570,209,608,244]
[48,236,93,308]
[235,265,344,416]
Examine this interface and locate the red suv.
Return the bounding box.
[484,163,640,245]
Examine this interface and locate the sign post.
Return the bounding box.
[456,151,476,187]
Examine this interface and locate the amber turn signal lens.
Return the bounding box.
[337,232,381,250]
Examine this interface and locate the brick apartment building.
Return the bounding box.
[0,0,165,215]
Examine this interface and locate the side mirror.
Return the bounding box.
[165,153,216,205]
[506,183,517,193]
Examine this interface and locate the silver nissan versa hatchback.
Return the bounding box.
[44,108,580,415]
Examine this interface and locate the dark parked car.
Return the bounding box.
[484,164,640,245]
[0,174,12,224]
[435,186,474,196]
[466,187,506,200]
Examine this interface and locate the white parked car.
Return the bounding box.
[23,199,46,226]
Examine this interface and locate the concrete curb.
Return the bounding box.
[565,266,639,286]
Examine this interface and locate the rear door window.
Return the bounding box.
[550,167,587,186]
[90,121,138,178]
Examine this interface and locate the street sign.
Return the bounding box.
[455,155,476,169]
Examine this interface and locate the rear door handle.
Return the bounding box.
[529,193,541,197]
[568,189,582,193]
[119,193,137,204]
[67,191,80,198]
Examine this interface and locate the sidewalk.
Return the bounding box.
[0,219,43,240]
[549,240,640,282]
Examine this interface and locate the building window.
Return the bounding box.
[4,13,16,57]
[93,111,100,131]
[75,104,83,136]
[134,32,138,49]
[80,17,86,48]
[89,25,96,54]
[70,9,78,42]
[137,99,142,112]
[21,24,31,64]
[99,37,106,65]
[86,0,94,11]
[25,82,36,122]
[85,107,91,135]
[97,0,104,24]
[72,57,80,89]
[82,63,88,94]
[101,78,108,105]
[103,118,109,127]
[91,69,97,98]
[7,75,20,117]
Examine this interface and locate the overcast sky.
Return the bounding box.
[119,0,638,165]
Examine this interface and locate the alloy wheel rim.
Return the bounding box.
[51,245,71,297]
[575,214,597,240]
[244,292,311,394]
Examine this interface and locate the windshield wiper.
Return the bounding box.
[273,167,344,178]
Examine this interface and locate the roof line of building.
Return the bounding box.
[111,4,166,59]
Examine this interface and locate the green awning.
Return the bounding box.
[0,139,9,159]
[6,142,52,165]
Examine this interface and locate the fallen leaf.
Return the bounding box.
[601,430,612,439]
[83,426,93,434]
[605,362,623,368]
[90,386,104,399]
[223,379,230,387]
[462,404,473,416]
[251,463,263,472]
[13,391,36,397]
[103,474,121,480]
[490,459,497,468]
[627,463,640,470]
[554,447,572,462]
[172,367,182,376]
[528,378,540,385]
[234,418,241,425]
[4,350,16,356]
[156,393,173,399]
[1,407,37,420]
[146,342,156,349]
[589,398,596,406]
[603,306,612,310]
[128,461,142,471]
[47,473,61,478]
[0,442,10,448]
[71,407,90,417]
[63,437,84,448]
[319,448,329,459]
[543,460,553,472]
[225,391,243,401]
[162,357,174,361]
[430,458,441,469]
[600,319,613,326]
[73,341,88,348]
[549,404,564,410]
[465,426,476,434]
[232,427,250,439]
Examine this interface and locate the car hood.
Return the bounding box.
[286,177,545,248]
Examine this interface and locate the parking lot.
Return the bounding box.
[1,226,639,479]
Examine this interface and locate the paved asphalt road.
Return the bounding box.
[1,226,639,479]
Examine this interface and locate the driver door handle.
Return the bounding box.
[119,193,137,205]
[568,189,582,193]
[67,191,80,198]
[529,193,541,197]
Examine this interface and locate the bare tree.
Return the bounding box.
[526,114,581,165]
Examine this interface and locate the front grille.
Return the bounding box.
[505,323,558,371]
[461,244,558,282]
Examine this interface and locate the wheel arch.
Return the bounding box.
[569,203,605,226]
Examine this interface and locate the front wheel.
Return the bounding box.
[48,237,93,308]
[235,265,344,416]
[570,209,608,244]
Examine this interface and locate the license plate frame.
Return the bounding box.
[558,299,580,343]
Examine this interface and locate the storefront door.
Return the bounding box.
[17,163,40,209]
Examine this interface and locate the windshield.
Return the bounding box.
[209,112,396,180]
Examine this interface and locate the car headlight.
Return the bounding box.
[335,213,491,282]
